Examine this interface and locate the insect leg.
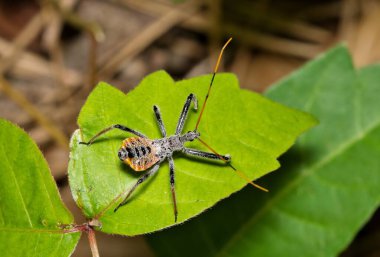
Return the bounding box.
[114,164,160,212]
[168,156,178,222]
[79,124,147,145]
[183,148,231,162]
[153,105,166,137]
[175,94,198,135]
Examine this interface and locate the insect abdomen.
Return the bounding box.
[118,137,159,172]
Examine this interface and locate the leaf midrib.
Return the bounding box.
[215,117,380,257]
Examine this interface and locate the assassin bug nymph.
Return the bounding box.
[79,38,268,222]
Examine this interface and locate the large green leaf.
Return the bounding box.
[0,119,80,257]
[69,71,315,236]
[147,47,380,256]
[69,72,315,235]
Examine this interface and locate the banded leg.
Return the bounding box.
[79,124,146,145]
[153,105,166,137]
[183,148,231,162]
[168,156,178,222]
[176,94,198,135]
[114,164,160,212]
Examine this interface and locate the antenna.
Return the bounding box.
[195,37,233,131]
[197,138,268,192]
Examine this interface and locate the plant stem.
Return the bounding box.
[88,227,100,257]
[60,220,101,256]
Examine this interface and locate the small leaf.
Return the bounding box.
[69,71,316,235]
[147,47,380,257]
[0,119,80,257]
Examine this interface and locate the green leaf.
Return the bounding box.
[147,47,380,257]
[0,119,80,257]
[69,71,316,236]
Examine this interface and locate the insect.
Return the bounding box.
[79,38,267,222]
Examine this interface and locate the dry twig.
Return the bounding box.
[0,11,44,75]
[98,0,202,80]
[0,76,69,149]
[117,0,324,59]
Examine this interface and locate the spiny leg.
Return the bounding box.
[153,105,166,137]
[176,94,198,135]
[114,164,160,212]
[183,148,231,162]
[168,156,178,222]
[79,124,146,145]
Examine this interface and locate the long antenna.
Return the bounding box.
[195,37,233,131]
[197,138,268,192]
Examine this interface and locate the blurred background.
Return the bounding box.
[0,0,380,256]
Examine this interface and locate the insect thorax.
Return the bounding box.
[153,135,184,157]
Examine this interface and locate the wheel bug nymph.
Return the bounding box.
[79,38,268,222]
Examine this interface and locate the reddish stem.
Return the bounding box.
[88,227,100,257]
[61,220,101,257]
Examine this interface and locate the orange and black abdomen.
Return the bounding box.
[118,137,159,172]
